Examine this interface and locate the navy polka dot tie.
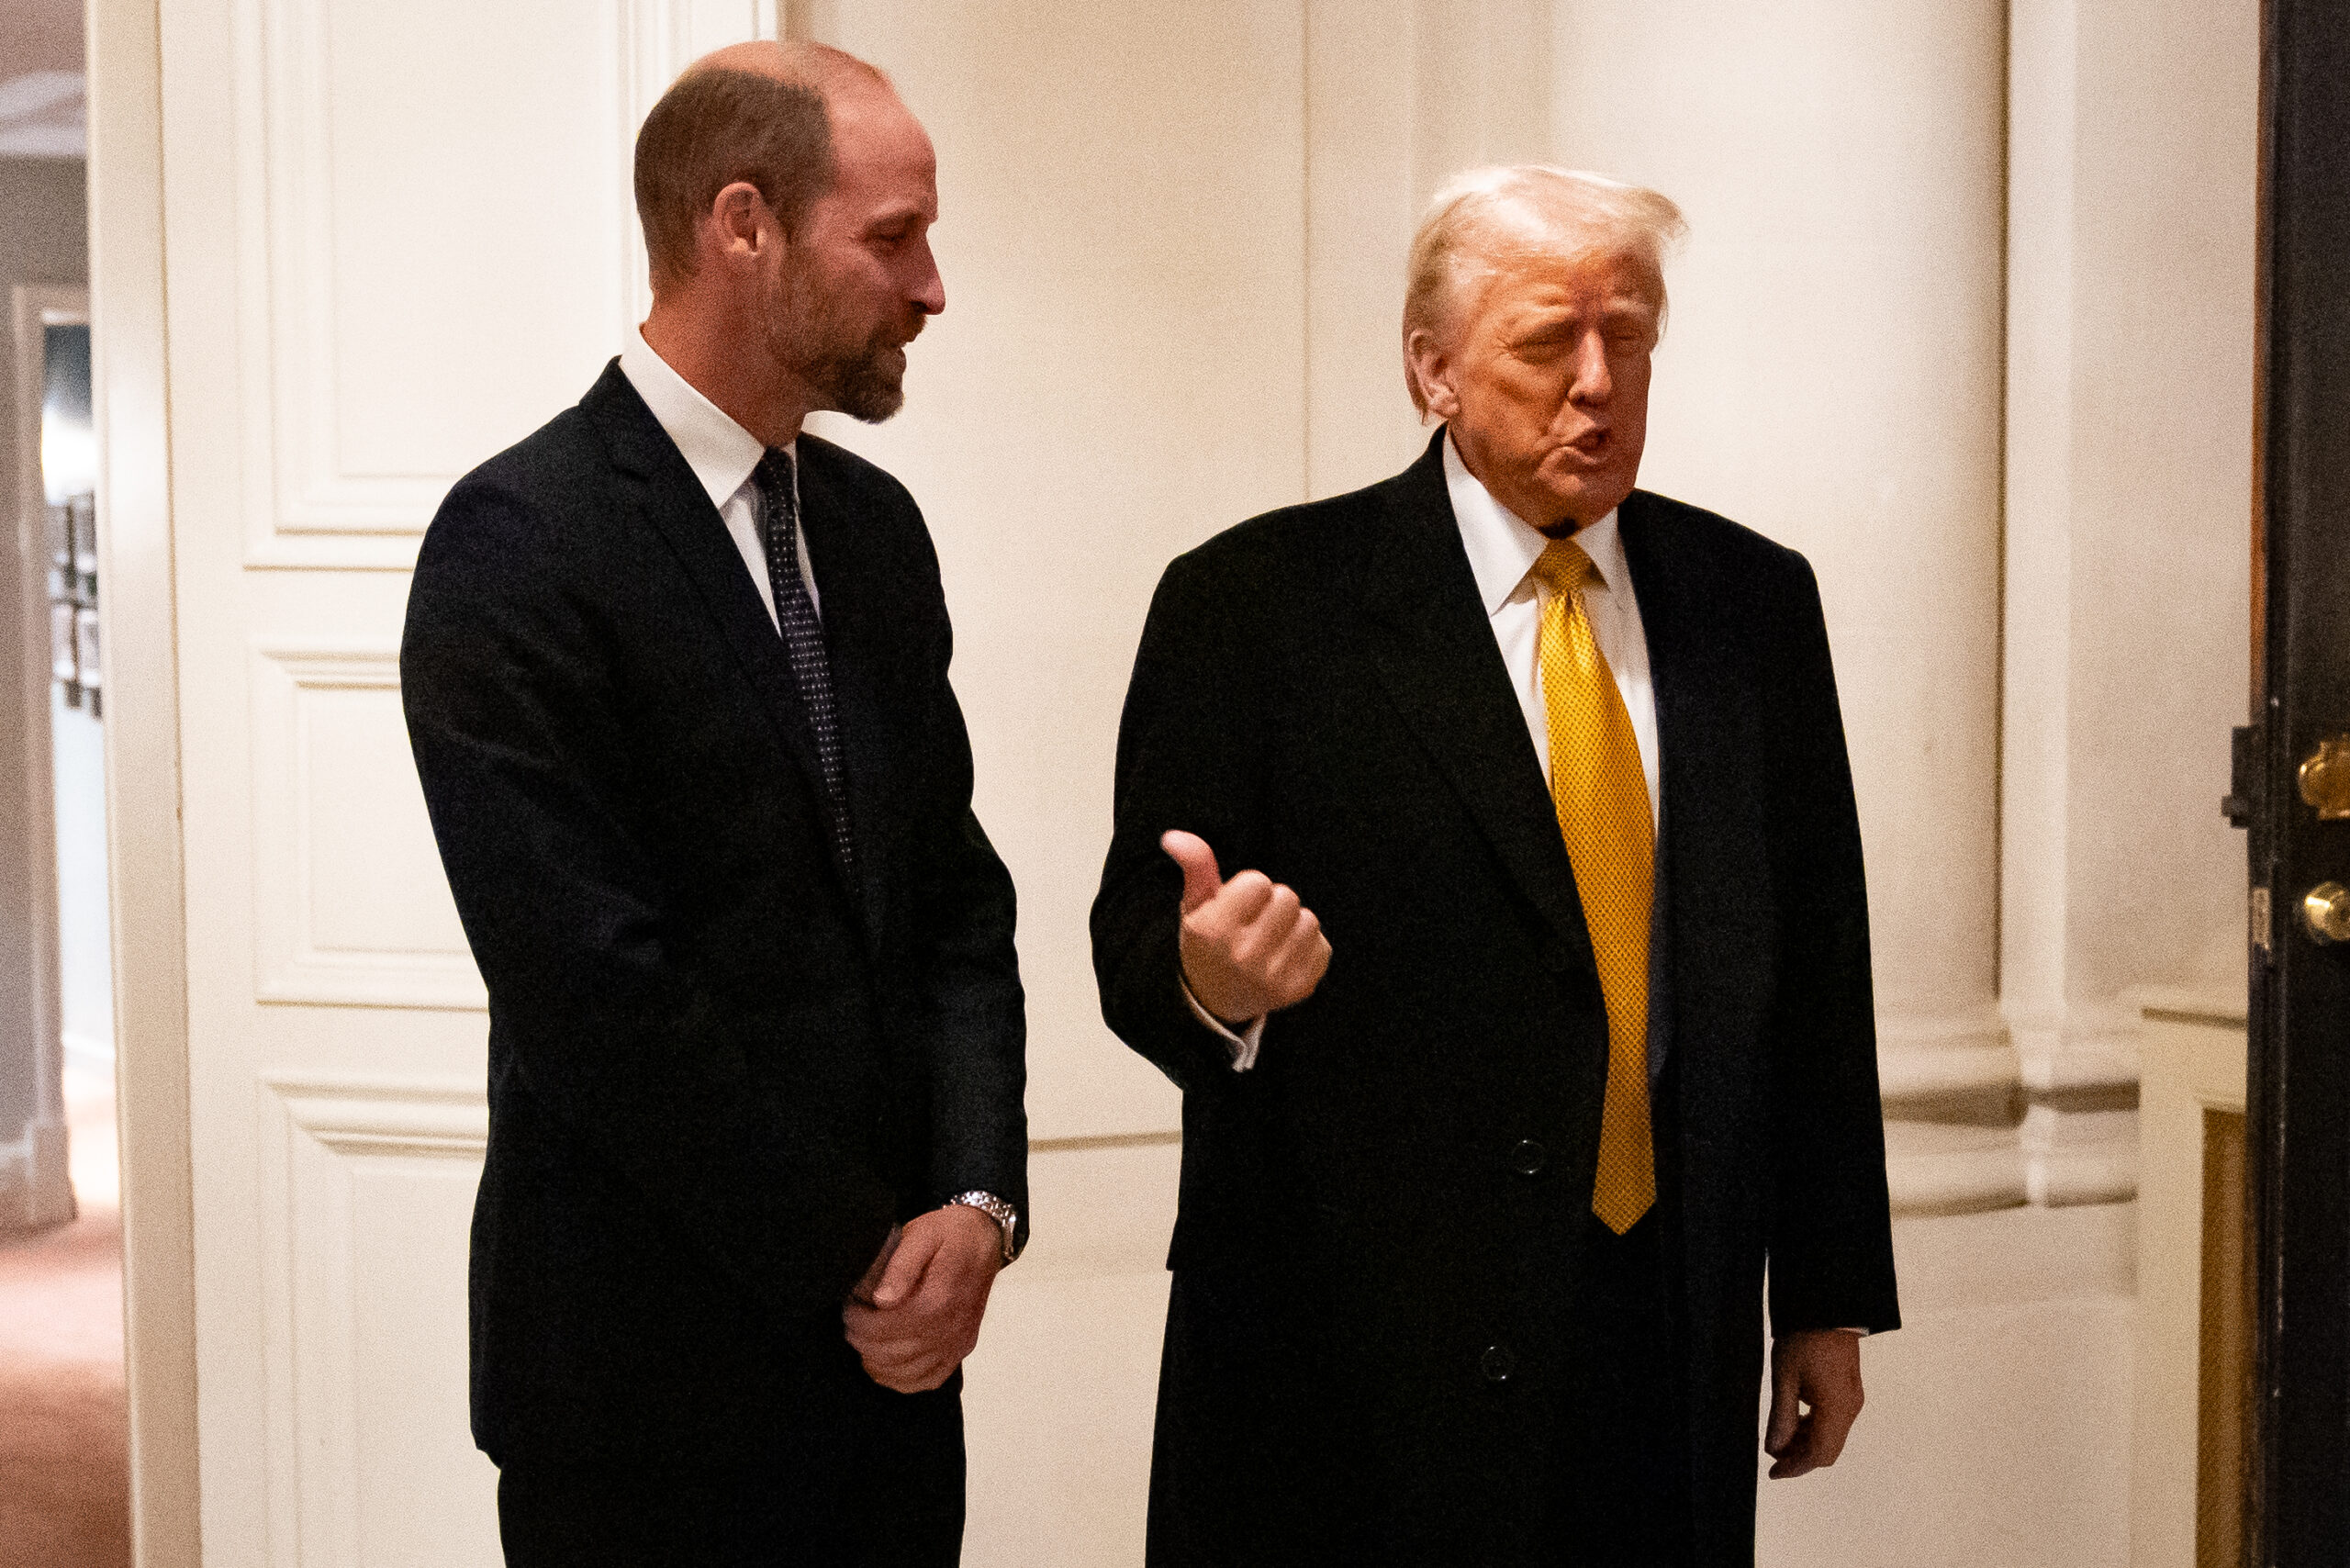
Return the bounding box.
[754,448,857,884]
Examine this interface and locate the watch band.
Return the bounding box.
[945,1190,1022,1265]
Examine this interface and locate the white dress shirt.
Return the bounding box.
[1193,431,1664,1071]
[1443,432,1661,822]
[616,329,819,624]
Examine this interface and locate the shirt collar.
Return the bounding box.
[1441,428,1627,615]
[616,328,786,511]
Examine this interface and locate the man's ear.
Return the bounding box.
[705,181,773,268]
[1404,327,1460,421]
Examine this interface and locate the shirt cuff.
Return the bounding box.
[1180,974,1267,1071]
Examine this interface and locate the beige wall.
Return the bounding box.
[2003,0,2257,1081]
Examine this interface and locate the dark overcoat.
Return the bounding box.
[401,364,1026,1478]
[1091,431,1899,1566]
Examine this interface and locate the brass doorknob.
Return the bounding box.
[2300,736,2350,821]
[2302,881,2350,945]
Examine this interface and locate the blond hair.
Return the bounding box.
[1402,166,1687,415]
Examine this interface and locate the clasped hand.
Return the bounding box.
[842,1204,1003,1394]
[1161,830,1332,1025]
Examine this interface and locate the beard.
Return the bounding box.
[765,254,921,424]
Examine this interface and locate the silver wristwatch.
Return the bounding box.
[945,1190,1023,1266]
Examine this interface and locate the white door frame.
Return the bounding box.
[6,283,84,1233]
[88,0,203,1562]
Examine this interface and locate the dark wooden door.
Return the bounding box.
[2240,2,2350,1562]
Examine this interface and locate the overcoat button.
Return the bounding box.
[1481,1345,1516,1383]
[1510,1139,1548,1176]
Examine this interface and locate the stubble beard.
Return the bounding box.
[766,256,916,425]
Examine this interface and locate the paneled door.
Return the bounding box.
[148,4,788,1562]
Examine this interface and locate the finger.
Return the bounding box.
[861,1337,961,1392]
[871,1220,943,1309]
[1226,882,1302,965]
[843,1300,925,1358]
[1766,1424,1818,1480]
[848,1224,902,1305]
[1302,928,1332,987]
[1270,908,1323,970]
[1161,831,1225,913]
[1802,1376,1863,1469]
[1764,1350,1802,1456]
[872,1355,955,1395]
[1196,871,1275,938]
[1261,916,1328,1007]
[842,1301,878,1345]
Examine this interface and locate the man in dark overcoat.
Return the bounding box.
[1091,164,1899,1565]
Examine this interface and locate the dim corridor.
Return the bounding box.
[0,1063,129,1568]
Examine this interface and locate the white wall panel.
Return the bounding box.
[261,1078,496,1567]
[249,647,483,1008]
[226,0,781,570]
[231,0,645,566]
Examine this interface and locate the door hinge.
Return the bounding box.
[2252,885,2273,957]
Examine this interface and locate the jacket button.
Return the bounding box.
[1510,1139,1548,1176]
[1481,1345,1516,1383]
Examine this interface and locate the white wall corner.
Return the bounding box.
[0,1115,75,1230]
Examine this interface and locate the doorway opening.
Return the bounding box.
[2,115,129,1568]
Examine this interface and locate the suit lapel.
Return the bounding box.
[1358,431,1598,971]
[581,364,867,919]
[793,441,893,957]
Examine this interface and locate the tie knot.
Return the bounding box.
[1530,538,1595,595]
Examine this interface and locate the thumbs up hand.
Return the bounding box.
[1160,830,1332,1026]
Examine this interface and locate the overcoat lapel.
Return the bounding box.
[1617,490,1769,1080]
[581,365,870,927]
[1356,431,1599,977]
[793,442,894,957]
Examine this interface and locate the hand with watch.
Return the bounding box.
[841,1191,1022,1394]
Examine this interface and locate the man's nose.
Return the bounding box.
[1568,330,1612,404]
[912,241,946,316]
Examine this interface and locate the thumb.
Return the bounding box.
[1764,1346,1803,1455]
[1161,830,1225,913]
[872,1222,940,1309]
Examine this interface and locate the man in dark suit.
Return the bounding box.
[1092,165,1898,1565]
[402,41,1024,1568]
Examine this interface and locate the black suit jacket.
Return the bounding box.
[1091,431,1897,1566]
[402,363,1025,1470]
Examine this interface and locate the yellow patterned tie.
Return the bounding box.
[1530,540,1656,1234]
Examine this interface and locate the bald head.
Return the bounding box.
[632,41,899,293]
[697,39,890,95]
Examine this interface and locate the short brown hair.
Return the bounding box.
[632,66,835,290]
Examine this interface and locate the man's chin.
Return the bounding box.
[1539,470,1637,527]
[822,366,908,425]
